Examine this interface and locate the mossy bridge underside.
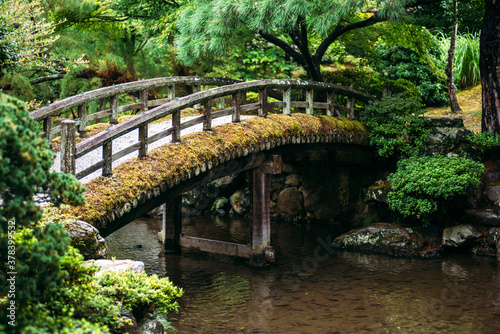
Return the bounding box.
[59,113,372,264]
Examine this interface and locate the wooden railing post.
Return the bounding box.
[110,94,118,124]
[231,92,241,123]
[139,124,148,159]
[327,91,336,116]
[218,96,225,110]
[60,120,76,175]
[140,89,148,113]
[102,140,112,177]
[96,98,108,124]
[258,88,268,117]
[347,96,355,119]
[78,103,87,137]
[306,89,314,115]
[193,84,201,109]
[168,85,175,101]
[283,87,291,115]
[203,99,212,131]
[43,117,53,149]
[161,197,182,254]
[172,110,181,143]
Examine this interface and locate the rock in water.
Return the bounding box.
[442,225,483,248]
[84,259,145,277]
[64,220,108,259]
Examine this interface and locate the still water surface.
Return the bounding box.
[106,216,500,334]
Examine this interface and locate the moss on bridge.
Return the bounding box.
[49,114,368,227]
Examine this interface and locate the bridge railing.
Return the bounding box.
[29,76,238,147]
[31,78,376,180]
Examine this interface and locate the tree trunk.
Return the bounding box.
[446,0,462,113]
[480,0,500,134]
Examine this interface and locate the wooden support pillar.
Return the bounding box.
[347,96,355,119]
[139,124,148,159]
[96,98,108,124]
[140,89,148,113]
[327,91,335,116]
[283,87,291,115]
[78,103,87,137]
[43,117,53,150]
[203,99,212,131]
[193,84,201,109]
[258,88,267,117]
[102,140,112,177]
[161,197,182,254]
[250,154,282,266]
[231,92,241,122]
[60,120,76,175]
[168,85,175,101]
[218,96,225,110]
[172,110,181,142]
[306,89,314,115]
[110,94,118,124]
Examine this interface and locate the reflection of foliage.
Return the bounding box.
[387,156,484,225]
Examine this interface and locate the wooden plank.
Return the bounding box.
[283,87,291,115]
[139,124,148,159]
[232,92,241,122]
[203,99,212,131]
[291,101,308,108]
[87,110,112,123]
[110,94,118,124]
[60,120,76,175]
[78,103,87,137]
[180,236,251,258]
[95,98,108,123]
[148,98,170,107]
[193,84,201,109]
[258,88,267,117]
[76,160,103,179]
[168,85,175,101]
[306,89,314,115]
[102,140,112,176]
[240,102,260,113]
[212,108,233,119]
[172,110,181,142]
[147,127,174,145]
[118,102,142,113]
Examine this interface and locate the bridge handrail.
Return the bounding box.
[52,78,377,179]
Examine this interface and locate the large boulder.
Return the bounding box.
[277,187,304,218]
[139,320,164,334]
[64,220,108,259]
[284,174,301,187]
[333,224,440,258]
[442,225,483,248]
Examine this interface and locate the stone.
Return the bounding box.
[284,174,301,187]
[442,225,483,248]
[332,224,436,257]
[229,188,250,215]
[140,320,164,334]
[464,209,500,227]
[119,309,140,334]
[366,180,391,203]
[277,187,304,217]
[64,220,108,260]
[212,197,229,211]
[486,227,500,247]
[282,163,302,174]
[84,259,145,277]
[426,116,464,128]
[485,186,500,205]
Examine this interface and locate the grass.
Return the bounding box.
[425,84,482,133]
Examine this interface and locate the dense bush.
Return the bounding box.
[387,156,484,225]
[362,90,430,159]
[371,45,449,107]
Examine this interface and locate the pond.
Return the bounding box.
[106,215,500,334]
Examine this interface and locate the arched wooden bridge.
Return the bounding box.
[32,77,377,266]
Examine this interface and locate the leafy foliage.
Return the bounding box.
[362,91,430,159]
[387,156,484,224]
[372,45,448,107]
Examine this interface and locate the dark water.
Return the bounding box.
[106,216,500,334]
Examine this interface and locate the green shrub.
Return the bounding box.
[362,91,430,159]
[372,45,449,107]
[387,155,484,225]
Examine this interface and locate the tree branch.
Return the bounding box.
[30,73,65,85]
[258,31,306,67]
